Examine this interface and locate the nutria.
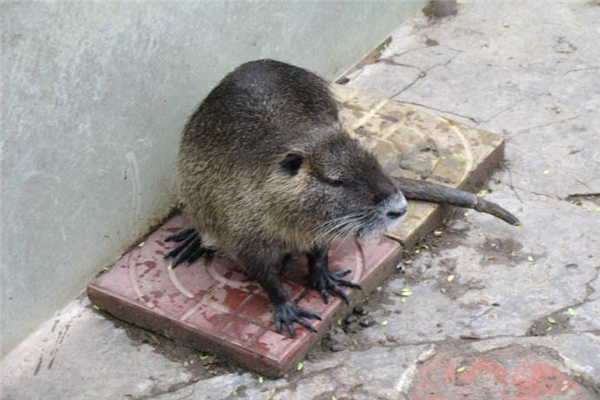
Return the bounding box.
[167,59,518,337]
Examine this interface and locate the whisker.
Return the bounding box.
[329,212,369,244]
[313,212,364,236]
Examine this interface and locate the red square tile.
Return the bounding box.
[88,215,402,377]
[238,294,272,325]
[203,285,253,312]
[251,330,306,363]
[184,303,234,335]
[220,317,265,346]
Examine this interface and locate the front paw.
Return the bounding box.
[309,269,362,305]
[272,301,321,338]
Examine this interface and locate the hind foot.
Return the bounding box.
[164,228,214,268]
[307,247,362,305]
[273,301,321,338]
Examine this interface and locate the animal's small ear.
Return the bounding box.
[280,152,304,176]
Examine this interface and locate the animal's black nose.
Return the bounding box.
[386,209,407,220]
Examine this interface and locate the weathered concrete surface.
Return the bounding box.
[2,1,599,399]
[1,298,195,400]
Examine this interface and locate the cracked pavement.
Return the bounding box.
[2,2,599,399]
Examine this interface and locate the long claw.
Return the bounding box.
[338,280,362,290]
[286,322,295,338]
[172,237,200,268]
[295,318,317,333]
[164,231,198,259]
[332,269,352,278]
[187,247,206,265]
[332,287,349,305]
[320,290,330,304]
[298,309,322,321]
[164,228,213,267]
[165,228,196,242]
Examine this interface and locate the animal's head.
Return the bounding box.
[267,129,407,243]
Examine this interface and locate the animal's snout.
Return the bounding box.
[385,191,408,221]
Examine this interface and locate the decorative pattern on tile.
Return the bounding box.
[88,215,401,376]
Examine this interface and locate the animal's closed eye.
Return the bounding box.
[324,177,344,187]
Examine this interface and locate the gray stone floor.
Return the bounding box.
[2,2,599,399]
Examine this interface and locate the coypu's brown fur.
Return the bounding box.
[176,60,407,335]
[170,59,519,336]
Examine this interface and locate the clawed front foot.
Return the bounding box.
[273,301,321,338]
[309,267,362,305]
[164,228,214,268]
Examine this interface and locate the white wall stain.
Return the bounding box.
[125,150,142,239]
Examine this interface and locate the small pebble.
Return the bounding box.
[330,343,347,352]
[345,322,360,333]
[353,305,366,315]
[358,315,376,327]
[449,220,468,231]
[345,315,358,324]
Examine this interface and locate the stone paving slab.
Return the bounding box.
[333,84,506,247]
[87,87,506,377]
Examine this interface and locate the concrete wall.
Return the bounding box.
[1,1,427,356]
